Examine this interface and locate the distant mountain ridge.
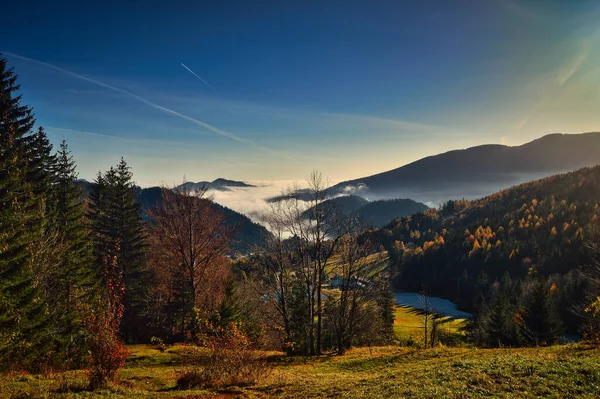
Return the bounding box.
[177,178,255,192]
[330,133,600,203]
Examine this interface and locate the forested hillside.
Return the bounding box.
[374,166,600,342]
[302,195,429,228]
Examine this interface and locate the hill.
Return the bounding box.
[302,195,429,228]
[330,133,600,203]
[177,178,255,192]
[358,198,429,227]
[77,181,270,254]
[371,166,600,327]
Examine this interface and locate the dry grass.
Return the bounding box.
[2,341,600,398]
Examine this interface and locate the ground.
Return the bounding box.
[3,340,600,398]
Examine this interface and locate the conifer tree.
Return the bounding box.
[0,55,50,368]
[89,159,147,342]
[45,140,97,362]
[516,281,563,345]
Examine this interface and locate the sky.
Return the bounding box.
[2,0,600,187]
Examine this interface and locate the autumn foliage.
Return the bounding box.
[176,319,270,389]
[83,241,129,389]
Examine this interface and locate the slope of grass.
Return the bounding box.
[3,343,600,398]
[393,306,467,343]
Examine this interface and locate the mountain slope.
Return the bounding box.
[77,181,270,254]
[374,165,600,314]
[302,195,429,228]
[358,198,429,227]
[330,133,600,203]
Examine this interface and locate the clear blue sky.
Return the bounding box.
[2,0,600,186]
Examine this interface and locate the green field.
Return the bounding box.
[3,342,600,398]
[393,306,467,344]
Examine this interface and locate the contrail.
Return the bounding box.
[181,62,218,93]
[181,62,238,116]
[4,52,265,150]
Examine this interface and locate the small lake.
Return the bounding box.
[395,292,472,319]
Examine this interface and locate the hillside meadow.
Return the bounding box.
[3,317,599,399]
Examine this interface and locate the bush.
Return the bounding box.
[83,302,129,390]
[176,321,270,389]
[150,336,167,352]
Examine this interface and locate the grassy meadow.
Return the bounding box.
[2,342,600,398]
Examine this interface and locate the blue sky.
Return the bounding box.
[2,0,600,186]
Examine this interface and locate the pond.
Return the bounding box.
[395,292,472,319]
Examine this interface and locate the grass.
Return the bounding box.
[3,343,600,398]
[393,306,467,343]
[324,251,390,277]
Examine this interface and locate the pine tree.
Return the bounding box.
[89,159,147,342]
[0,55,50,368]
[516,281,563,345]
[46,140,97,363]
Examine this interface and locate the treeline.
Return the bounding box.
[376,166,600,344]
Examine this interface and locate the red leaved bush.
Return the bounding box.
[177,320,270,389]
[83,241,129,389]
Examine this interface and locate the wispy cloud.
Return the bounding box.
[45,126,233,162]
[4,52,267,151]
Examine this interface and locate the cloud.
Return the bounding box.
[4,52,268,151]
[207,180,296,222]
[340,183,369,195]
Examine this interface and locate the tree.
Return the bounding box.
[45,140,97,362]
[89,159,147,342]
[515,281,563,346]
[418,289,438,348]
[579,228,600,342]
[326,234,380,355]
[0,55,50,368]
[272,172,351,355]
[148,185,233,341]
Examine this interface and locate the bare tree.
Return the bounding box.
[259,171,354,355]
[418,288,438,349]
[148,184,234,340]
[328,234,379,355]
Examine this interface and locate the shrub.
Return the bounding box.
[83,301,129,390]
[176,321,270,389]
[83,246,129,390]
[150,336,167,352]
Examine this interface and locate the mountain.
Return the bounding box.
[330,133,600,204]
[373,165,600,319]
[302,195,428,228]
[177,178,255,192]
[76,181,270,254]
[358,199,429,227]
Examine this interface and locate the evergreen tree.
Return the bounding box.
[89,159,147,342]
[516,281,563,345]
[0,55,50,368]
[486,292,516,347]
[47,141,97,362]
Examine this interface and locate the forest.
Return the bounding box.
[2,52,600,396]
